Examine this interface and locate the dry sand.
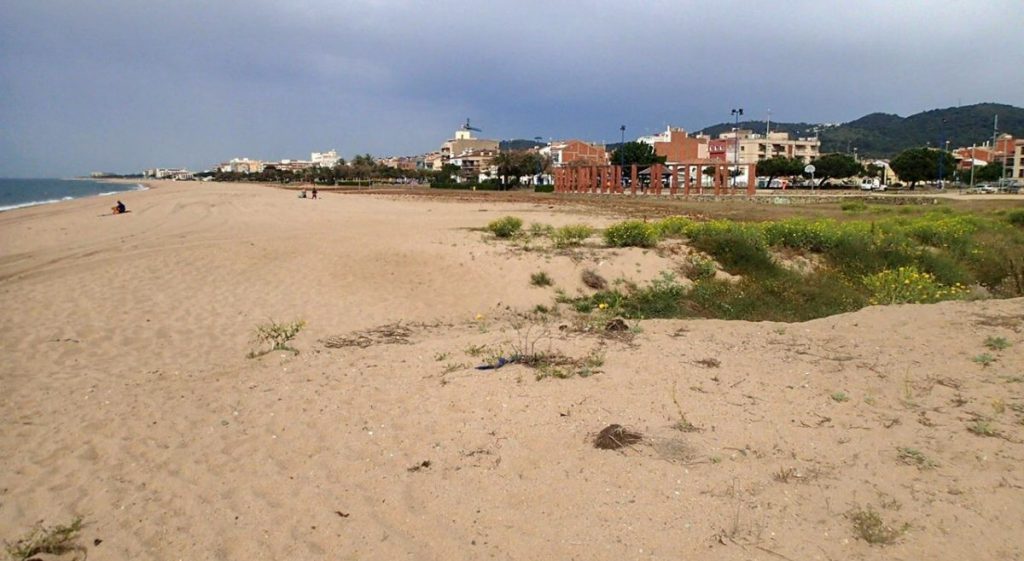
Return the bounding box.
[1,180,1022,560]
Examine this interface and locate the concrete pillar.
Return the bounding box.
[670,165,679,195]
[630,164,638,196]
[747,163,757,196]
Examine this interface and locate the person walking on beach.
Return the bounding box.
[311,187,318,199]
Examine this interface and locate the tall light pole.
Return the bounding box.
[938,118,947,189]
[619,125,626,188]
[731,108,743,188]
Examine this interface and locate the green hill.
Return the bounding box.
[697,103,1024,158]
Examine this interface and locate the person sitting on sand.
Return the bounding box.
[112,200,127,214]
[299,190,307,198]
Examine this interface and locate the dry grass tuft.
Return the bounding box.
[849,507,906,545]
[322,322,413,348]
[593,424,644,450]
[581,269,608,290]
[5,517,85,561]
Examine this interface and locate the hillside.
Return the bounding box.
[697,103,1024,157]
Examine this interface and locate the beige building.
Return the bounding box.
[435,128,500,170]
[218,158,265,174]
[1010,140,1024,186]
[311,150,340,168]
[449,149,498,182]
[714,130,820,165]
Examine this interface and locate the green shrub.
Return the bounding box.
[570,272,686,319]
[688,220,776,276]
[487,216,523,238]
[528,222,554,237]
[689,271,865,322]
[534,184,554,193]
[863,266,967,305]
[682,255,716,281]
[603,220,659,248]
[654,216,696,238]
[841,201,868,212]
[551,224,594,248]
[530,271,553,287]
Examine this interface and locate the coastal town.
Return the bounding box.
[134,115,1024,194]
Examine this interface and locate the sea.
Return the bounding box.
[0,178,148,212]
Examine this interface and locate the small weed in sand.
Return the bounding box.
[773,467,797,483]
[464,344,489,357]
[984,336,1011,351]
[670,381,701,432]
[442,362,466,375]
[849,507,906,545]
[528,222,554,237]
[831,391,850,403]
[967,419,999,437]
[581,268,608,290]
[896,447,937,469]
[532,304,552,315]
[535,349,604,380]
[972,353,996,367]
[993,398,1006,414]
[433,351,451,361]
[248,319,305,358]
[5,517,85,560]
[530,271,553,287]
[695,357,721,368]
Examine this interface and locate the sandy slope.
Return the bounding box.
[1,181,1022,560]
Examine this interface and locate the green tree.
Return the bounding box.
[610,141,666,168]
[974,162,1003,182]
[492,151,544,190]
[755,156,804,188]
[805,153,863,187]
[889,148,957,189]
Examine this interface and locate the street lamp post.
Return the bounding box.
[619,125,626,188]
[730,108,743,189]
[938,118,947,189]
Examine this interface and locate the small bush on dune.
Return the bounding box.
[688,220,776,276]
[654,216,696,238]
[604,220,659,248]
[681,255,716,281]
[530,271,553,287]
[689,270,865,322]
[863,266,967,305]
[249,319,306,357]
[487,216,523,238]
[552,224,594,248]
[5,517,85,560]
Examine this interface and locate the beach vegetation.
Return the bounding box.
[849,507,906,545]
[551,224,594,248]
[984,336,1011,351]
[5,517,85,561]
[530,271,553,287]
[896,447,937,469]
[248,319,305,358]
[603,220,659,248]
[487,216,523,238]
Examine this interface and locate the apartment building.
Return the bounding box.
[710,130,820,164]
[449,149,498,182]
[436,128,500,170]
[637,127,708,163]
[540,140,608,167]
[218,157,266,174]
[311,150,340,167]
[1010,140,1024,185]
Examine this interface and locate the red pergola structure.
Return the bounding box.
[553,161,757,196]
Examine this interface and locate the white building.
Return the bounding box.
[311,150,340,168]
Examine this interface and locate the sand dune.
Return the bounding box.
[1,181,1022,560]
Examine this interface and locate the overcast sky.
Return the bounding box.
[2,0,1022,177]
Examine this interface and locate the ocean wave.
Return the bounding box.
[0,198,68,212]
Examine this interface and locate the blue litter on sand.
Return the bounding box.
[475,357,511,370]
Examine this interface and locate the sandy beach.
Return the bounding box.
[2,180,1023,560]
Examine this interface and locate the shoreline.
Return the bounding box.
[0,178,150,213]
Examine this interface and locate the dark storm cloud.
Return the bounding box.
[1,0,1021,176]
